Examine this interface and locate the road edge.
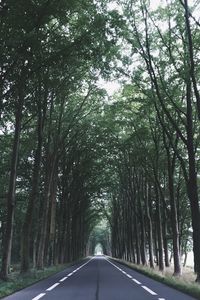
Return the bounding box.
[0,257,90,299]
[108,257,200,300]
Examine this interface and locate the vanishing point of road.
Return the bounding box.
[2,256,197,300]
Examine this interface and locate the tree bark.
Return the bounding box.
[155,184,164,272]
[0,88,23,280]
[183,0,200,119]
[146,185,154,268]
[21,108,44,273]
[185,78,200,282]
[36,149,57,269]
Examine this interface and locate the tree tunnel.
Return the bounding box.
[87,224,111,256]
[94,243,104,255]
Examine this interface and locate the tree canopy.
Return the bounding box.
[0,0,200,284]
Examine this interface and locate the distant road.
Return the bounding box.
[2,256,197,300]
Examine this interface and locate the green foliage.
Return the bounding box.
[0,0,200,286]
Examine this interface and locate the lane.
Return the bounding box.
[97,257,157,300]
[2,256,197,300]
[105,258,197,300]
[30,256,157,300]
[2,258,93,300]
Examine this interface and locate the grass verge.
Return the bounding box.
[111,258,200,300]
[0,259,85,299]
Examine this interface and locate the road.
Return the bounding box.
[2,256,197,300]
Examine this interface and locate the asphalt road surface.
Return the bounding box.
[2,256,197,300]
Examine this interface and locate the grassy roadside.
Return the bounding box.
[0,259,85,299]
[111,257,200,300]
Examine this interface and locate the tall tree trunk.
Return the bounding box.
[0,91,23,280]
[138,188,147,265]
[134,214,141,265]
[36,150,57,269]
[21,110,43,273]
[185,77,200,282]
[167,154,181,275]
[155,184,164,272]
[163,214,170,268]
[183,0,200,119]
[58,189,67,264]
[146,184,154,268]
[48,160,59,266]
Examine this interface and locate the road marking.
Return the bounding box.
[105,258,162,298]
[60,276,68,282]
[33,259,94,299]
[46,283,60,291]
[132,278,141,284]
[142,285,157,295]
[32,293,46,300]
[105,259,138,282]
[61,258,93,281]
[105,258,119,269]
[105,259,136,280]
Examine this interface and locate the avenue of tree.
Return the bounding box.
[0,0,200,284]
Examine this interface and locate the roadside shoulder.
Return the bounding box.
[109,257,200,300]
[0,258,88,299]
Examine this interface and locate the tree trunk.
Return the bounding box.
[146,184,154,268]
[163,216,170,268]
[135,215,141,265]
[183,0,200,119]
[36,151,57,269]
[185,78,200,282]
[155,184,164,272]
[168,160,181,275]
[48,160,59,265]
[21,111,43,273]
[138,192,147,265]
[0,94,23,280]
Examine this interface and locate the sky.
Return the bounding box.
[98,78,121,96]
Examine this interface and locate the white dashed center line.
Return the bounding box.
[46,283,60,291]
[31,258,94,300]
[142,285,157,295]
[33,258,165,300]
[32,293,46,300]
[59,276,68,282]
[132,278,141,284]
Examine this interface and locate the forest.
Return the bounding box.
[0,0,200,287]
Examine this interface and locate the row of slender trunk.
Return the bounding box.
[0,76,95,279]
[122,0,200,281]
[110,139,189,277]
